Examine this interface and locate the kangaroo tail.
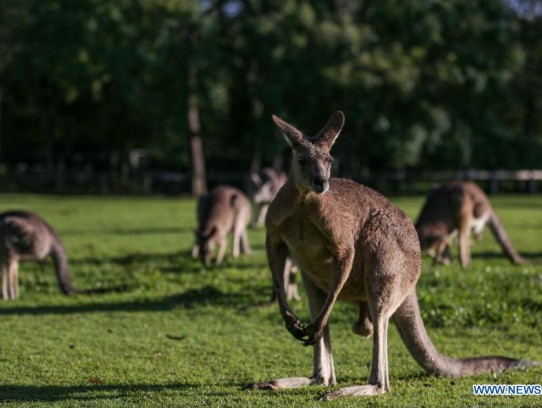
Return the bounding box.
[393,291,536,377]
[487,211,527,265]
[50,239,77,295]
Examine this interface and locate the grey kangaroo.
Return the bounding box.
[250,167,301,302]
[250,168,300,302]
[247,112,535,399]
[416,181,527,268]
[0,210,76,300]
[250,167,287,229]
[192,186,252,266]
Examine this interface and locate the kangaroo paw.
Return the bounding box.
[300,322,324,346]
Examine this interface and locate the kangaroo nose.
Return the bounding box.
[311,177,329,193]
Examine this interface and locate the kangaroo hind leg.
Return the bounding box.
[232,227,241,258]
[9,260,19,299]
[247,272,335,390]
[3,259,19,300]
[2,261,9,300]
[458,207,473,269]
[323,306,392,399]
[215,239,227,266]
[240,229,251,255]
[322,260,402,400]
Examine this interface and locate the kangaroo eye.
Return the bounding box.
[297,159,307,166]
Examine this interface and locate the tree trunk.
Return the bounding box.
[0,87,3,162]
[187,64,207,197]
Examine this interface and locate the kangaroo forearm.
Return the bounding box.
[267,237,303,331]
[272,263,302,324]
[311,250,354,331]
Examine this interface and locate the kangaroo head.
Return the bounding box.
[253,181,274,204]
[195,226,217,266]
[416,228,447,255]
[272,111,344,194]
[418,233,440,251]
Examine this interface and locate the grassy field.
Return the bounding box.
[0,193,541,407]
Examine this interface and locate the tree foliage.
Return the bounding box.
[0,0,540,177]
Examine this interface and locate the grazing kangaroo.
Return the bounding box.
[269,256,301,302]
[192,186,252,266]
[0,210,76,300]
[250,167,287,229]
[415,181,527,268]
[250,168,300,302]
[247,112,535,399]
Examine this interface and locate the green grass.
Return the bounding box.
[0,193,541,407]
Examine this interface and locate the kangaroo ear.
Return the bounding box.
[315,111,345,148]
[272,114,303,148]
[251,173,262,186]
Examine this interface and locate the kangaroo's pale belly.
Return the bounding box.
[279,215,366,302]
[470,211,490,234]
[279,214,333,289]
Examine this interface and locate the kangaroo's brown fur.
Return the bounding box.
[246,112,535,399]
[249,168,301,301]
[250,167,287,229]
[192,186,252,266]
[0,210,76,300]
[268,255,301,303]
[416,181,527,268]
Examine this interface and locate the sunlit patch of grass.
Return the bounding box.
[0,193,540,407]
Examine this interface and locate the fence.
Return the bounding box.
[371,169,542,195]
[1,168,541,195]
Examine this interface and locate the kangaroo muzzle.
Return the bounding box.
[311,176,329,194]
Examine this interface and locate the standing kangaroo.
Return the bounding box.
[415,181,527,268]
[247,112,534,399]
[192,186,252,266]
[250,167,287,229]
[0,210,76,300]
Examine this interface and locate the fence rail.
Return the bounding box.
[1,168,541,195]
[372,169,542,194]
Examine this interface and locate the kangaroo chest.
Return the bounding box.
[278,211,335,292]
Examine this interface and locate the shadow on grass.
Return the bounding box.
[108,227,191,235]
[472,251,542,263]
[0,286,254,315]
[77,285,134,295]
[71,251,207,274]
[72,249,267,274]
[71,251,187,267]
[0,382,193,403]
[61,227,192,237]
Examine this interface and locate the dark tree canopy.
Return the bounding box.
[0,0,541,186]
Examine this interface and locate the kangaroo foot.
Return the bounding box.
[513,255,528,265]
[435,255,451,266]
[244,377,312,390]
[320,384,386,400]
[245,375,334,391]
